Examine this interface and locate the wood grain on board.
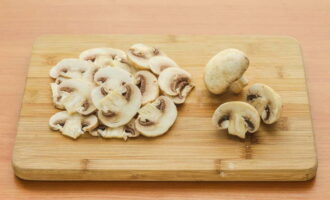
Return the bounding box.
[12,35,316,181]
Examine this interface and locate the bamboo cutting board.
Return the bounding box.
[13,35,317,181]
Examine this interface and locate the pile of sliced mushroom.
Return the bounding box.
[49,44,194,139]
[205,48,283,139]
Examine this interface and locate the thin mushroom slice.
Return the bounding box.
[49,58,98,81]
[212,101,260,139]
[127,43,164,69]
[94,119,140,140]
[79,48,127,63]
[204,48,249,94]
[58,79,96,115]
[135,96,177,137]
[149,56,179,75]
[158,67,194,104]
[96,83,142,128]
[135,70,159,105]
[246,83,282,124]
[49,111,98,139]
[94,67,134,86]
[94,55,137,74]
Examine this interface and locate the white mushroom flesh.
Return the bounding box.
[95,119,140,140]
[58,79,96,115]
[135,96,177,137]
[212,101,260,139]
[127,43,164,69]
[135,70,159,105]
[246,83,282,124]
[158,67,194,104]
[149,56,179,75]
[49,58,98,82]
[79,48,127,63]
[49,111,98,139]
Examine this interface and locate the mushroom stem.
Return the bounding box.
[229,76,249,94]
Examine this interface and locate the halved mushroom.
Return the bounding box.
[49,58,98,82]
[93,119,140,140]
[212,101,260,139]
[158,67,194,104]
[79,48,127,63]
[127,43,164,69]
[49,111,98,139]
[135,70,159,105]
[94,67,134,86]
[93,83,142,127]
[135,96,177,137]
[149,56,179,75]
[204,48,249,94]
[246,83,282,124]
[57,79,96,115]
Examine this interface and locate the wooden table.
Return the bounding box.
[0,0,329,199]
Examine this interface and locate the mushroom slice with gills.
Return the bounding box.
[94,83,142,128]
[127,43,164,69]
[58,79,96,115]
[246,83,282,124]
[149,56,179,75]
[212,101,260,139]
[135,96,177,137]
[135,70,159,105]
[94,67,134,86]
[79,48,127,63]
[204,48,249,95]
[49,58,97,81]
[94,119,140,140]
[94,55,137,74]
[158,67,194,104]
[49,111,98,139]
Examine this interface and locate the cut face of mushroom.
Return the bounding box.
[158,67,194,104]
[204,48,249,94]
[93,83,142,127]
[135,96,177,137]
[127,43,164,69]
[149,56,179,75]
[94,119,140,140]
[79,48,127,63]
[49,111,98,139]
[94,67,134,86]
[49,58,98,82]
[57,79,96,115]
[246,83,282,124]
[91,54,136,75]
[212,101,260,139]
[135,70,159,105]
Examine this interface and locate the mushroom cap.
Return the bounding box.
[79,48,127,62]
[149,56,179,75]
[135,70,159,105]
[96,83,142,128]
[127,43,164,69]
[204,48,249,94]
[49,111,98,139]
[135,96,177,137]
[95,119,140,140]
[158,67,194,104]
[246,83,282,124]
[94,66,134,86]
[49,58,97,81]
[58,79,96,115]
[212,101,260,139]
